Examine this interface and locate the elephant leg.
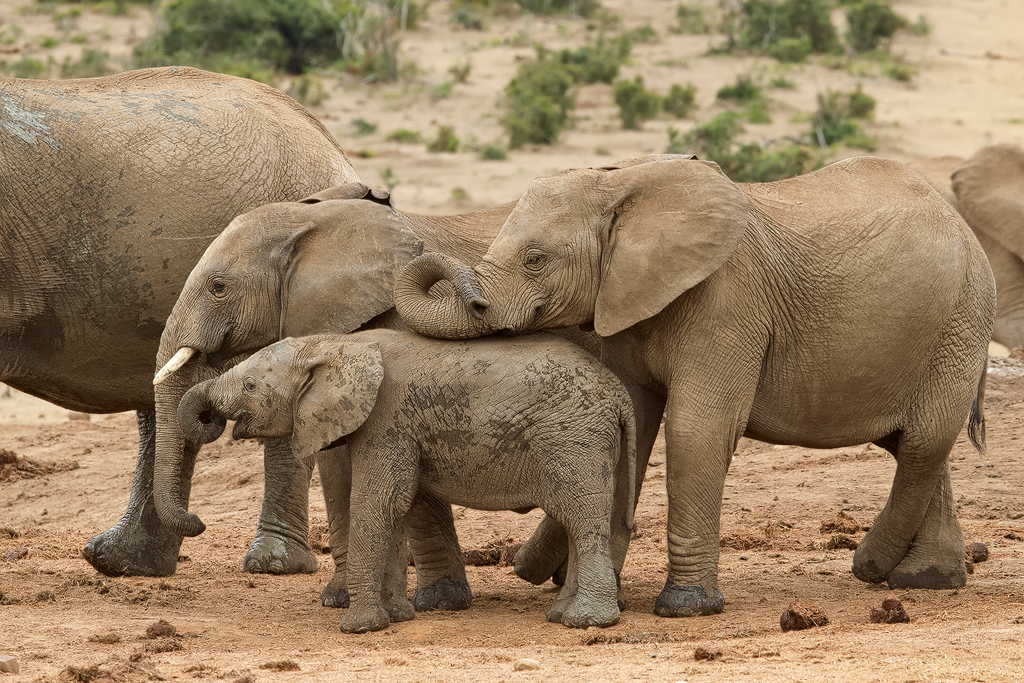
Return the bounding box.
[514,382,666,585]
[886,460,966,589]
[407,493,472,612]
[316,446,351,607]
[243,437,318,575]
[83,411,185,577]
[853,428,960,586]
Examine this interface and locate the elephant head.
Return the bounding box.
[952,145,1024,348]
[178,335,383,469]
[153,185,420,538]
[395,158,750,340]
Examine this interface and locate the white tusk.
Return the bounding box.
[153,347,197,385]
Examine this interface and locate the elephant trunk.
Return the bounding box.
[178,380,228,448]
[153,347,209,539]
[395,252,493,339]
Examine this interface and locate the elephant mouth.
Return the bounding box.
[231,414,256,441]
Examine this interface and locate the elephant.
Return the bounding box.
[176,330,637,632]
[910,145,1024,350]
[394,155,995,617]
[0,66,358,577]
[148,189,520,609]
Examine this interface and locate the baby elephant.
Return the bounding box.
[179,330,636,632]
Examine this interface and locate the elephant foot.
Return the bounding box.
[561,599,620,629]
[653,581,724,618]
[512,517,568,585]
[321,569,350,608]
[545,593,573,624]
[851,532,903,585]
[244,533,318,575]
[82,512,183,578]
[386,598,416,623]
[886,543,967,589]
[340,605,391,634]
[413,575,472,612]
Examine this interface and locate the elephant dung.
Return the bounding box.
[145,620,176,639]
[0,655,19,674]
[2,547,28,562]
[780,600,829,631]
[870,597,910,624]
[694,646,722,661]
[818,511,861,535]
[965,542,989,564]
[822,534,858,551]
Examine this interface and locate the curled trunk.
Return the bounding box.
[178,380,228,447]
[394,253,493,339]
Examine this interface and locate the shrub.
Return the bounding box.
[352,118,378,136]
[519,0,600,17]
[288,74,326,106]
[662,82,697,118]
[811,85,876,149]
[624,24,657,44]
[613,76,661,130]
[2,56,47,79]
[427,125,460,153]
[767,35,812,62]
[885,61,914,82]
[716,74,760,102]
[673,4,708,34]
[845,0,908,53]
[553,35,631,85]
[667,112,824,182]
[449,61,472,83]
[501,57,576,148]
[380,166,399,191]
[386,128,422,143]
[60,49,114,78]
[135,0,348,75]
[480,144,507,160]
[740,0,838,54]
[432,79,455,100]
[744,100,771,123]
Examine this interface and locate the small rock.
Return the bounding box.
[2,547,28,561]
[965,542,989,563]
[693,646,722,661]
[780,600,829,631]
[1003,532,1022,541]
[0,655,19,674]
[822,534,858,550]
[870,597,910,624]
[513,658,540,671]
[966,561,975,574]
[145,619,176,639]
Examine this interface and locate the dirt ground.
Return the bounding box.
[3,0,1024,680]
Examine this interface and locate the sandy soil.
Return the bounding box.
[2,0,1024,680]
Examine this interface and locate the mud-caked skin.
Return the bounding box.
[177,331,638,632]
[0,67,358,577]
[395,156,996,616]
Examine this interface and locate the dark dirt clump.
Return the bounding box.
[819,511,862,535]
[822,534,858,550]
[0,449,79,481]
[463,538,523,567]
[144,620,176,639]
[780,600,830,631]
[966,542,989,563]
[260,660,300,671]
[694,646,722,661]
[870,597,910,624]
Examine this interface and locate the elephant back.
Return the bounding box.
[952,144,1024,260]
[907,156,963,210]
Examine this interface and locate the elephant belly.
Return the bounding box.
[416,454,545,514]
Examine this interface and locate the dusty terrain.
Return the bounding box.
[2,0,1024,680]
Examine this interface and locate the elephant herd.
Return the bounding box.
[2,67,1022,631]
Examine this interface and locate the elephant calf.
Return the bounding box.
[178,330,637,632]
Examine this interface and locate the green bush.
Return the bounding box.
[743,99,771,123]
[740,0,838,54]
[767,35,812,62]
[811,85,876,149]
[449,61,472,83]
[716,74,761,102]
[662,82,697,118]
[501,56,576,148]
[352,118,378,136]
[624,24,657,44]
[519,0,600,17]
[613,76,660,130]
[60,49,115,78]
[553,35,631,84]
[135,0,348,75]
[845,0,908,53]
[427,125,460,153]
[481,144,508,160]
[673,4,708,34]
[386,128,423,143]
[288,74,326,106]
[2,56,47,79]
[667,112,824,182]
[885,61,915,82]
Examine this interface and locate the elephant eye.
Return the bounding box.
[209,279,228,298]
[524,250,546,271]
[243,377,257,392]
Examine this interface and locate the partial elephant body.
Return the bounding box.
[396,156,995,617]
[0,67,357,576]
[179,331,637,632]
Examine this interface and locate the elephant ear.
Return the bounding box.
[298,183,392,207]
[593,158,751,337]
[291,339,384,459]
[952,144,1024,259]
[277,200,424,338]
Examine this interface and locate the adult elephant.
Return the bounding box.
[0,67,358,577]
[395,156,995,617]
[911,145,1024,350]
[148,187,518,609]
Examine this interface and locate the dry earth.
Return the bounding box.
[2,0,1024,680]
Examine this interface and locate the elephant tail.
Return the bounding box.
[619,398,638,535]
[968,363,987,454]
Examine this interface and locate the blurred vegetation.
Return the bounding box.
[716,73,760,102]
[613,76,660,130]
[844,0,908,52]
[386,128,423,143]
[427,125,460,152]
[451,0,599,30]
[666,111,824,183]
[672,3,709,35]
[480,143,508,160]
[811,84,876,150]
[662,83,697,118]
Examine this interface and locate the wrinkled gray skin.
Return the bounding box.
[910,145,1024,349]
[179,331,637,632]
[151,189,521,609]
[0,67,357,577]
[396,156,995,617]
